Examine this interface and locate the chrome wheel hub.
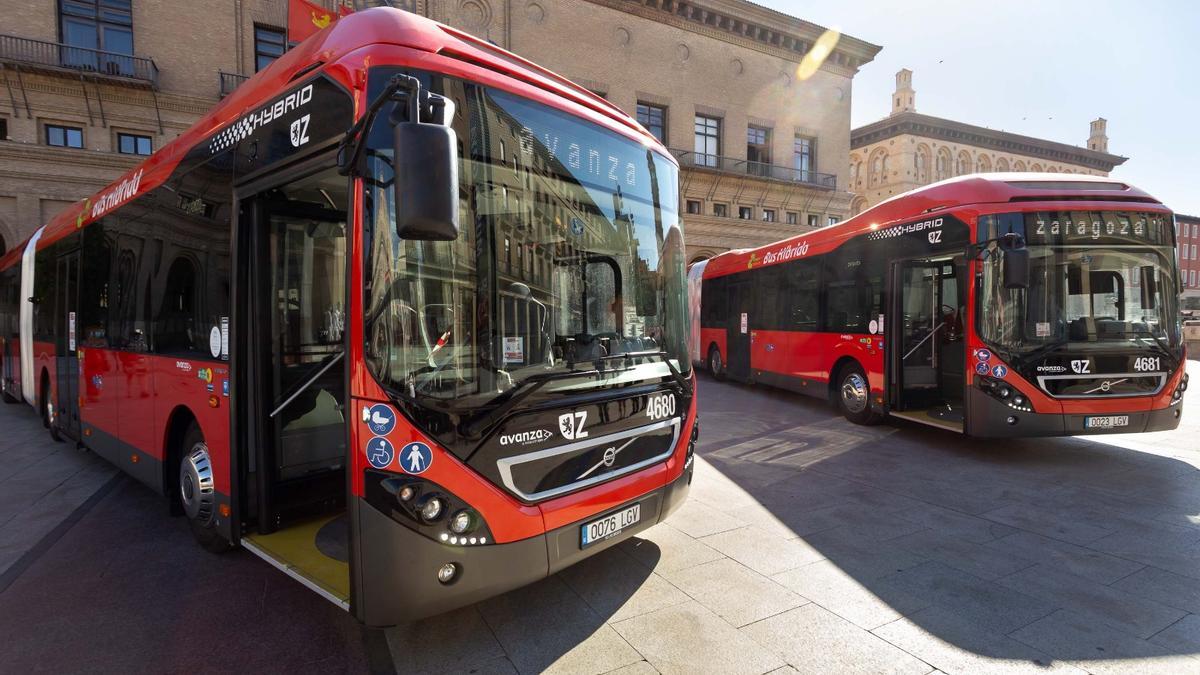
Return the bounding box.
[180,442,215,524]
[841,373,868,414]
[711,350,722,374]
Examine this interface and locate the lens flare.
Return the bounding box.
[795,29,841,81]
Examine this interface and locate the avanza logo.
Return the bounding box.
[499,428,554,446]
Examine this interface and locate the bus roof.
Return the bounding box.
[702,172,1167,279]
[0,7,663,269]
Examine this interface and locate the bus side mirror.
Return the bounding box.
[1139,265,1158,310]
[1003,247,1029,290]
[393,121,460,241]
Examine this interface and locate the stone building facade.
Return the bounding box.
[848,69,1127,215]
[0,0,879,264]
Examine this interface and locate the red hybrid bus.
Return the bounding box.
[0,8,696,625]
[690,174,1187,436]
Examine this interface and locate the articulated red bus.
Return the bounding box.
[689,174,1187,437]
[0,8,696,625]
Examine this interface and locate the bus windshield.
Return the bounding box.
[363,74,689,411]
[977,211,1181,356]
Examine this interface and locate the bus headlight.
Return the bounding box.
[367,472,495,546]
[419,495,446,523]
[449,509,474,534]
[977,375,1034,413]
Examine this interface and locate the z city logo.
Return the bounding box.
[363,404,397,435]
[559,411,589,440]
[366,437,395,470]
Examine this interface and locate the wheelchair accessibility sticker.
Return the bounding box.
[366,437,395,470]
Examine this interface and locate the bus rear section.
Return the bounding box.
[693,175,1186,438]
[0,8,696,626]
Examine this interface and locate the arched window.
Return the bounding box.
[1030,162,1043,172]
[915,145,931,182]
[995,157,1010,172]
[1012,160,1027,171]
[0,231,6,257]
[935,148,952,181]
[976,155,991,173]
[869,150,888,187]
[850,196,868,216]
[956,151,971,176]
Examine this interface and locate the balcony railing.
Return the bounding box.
[670,149,837,189]
[0,34,158,87]
[219,70,248,98]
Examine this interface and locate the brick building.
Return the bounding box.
[0,0,880,263]
[1178,213,1200,310]
[848,69,1127,214]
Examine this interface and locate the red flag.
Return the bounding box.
[288,0,338,44]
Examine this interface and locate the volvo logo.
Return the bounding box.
[602,446,617,467]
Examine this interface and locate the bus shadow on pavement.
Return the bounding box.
[686,370,1200,670]
[386,541,662,674]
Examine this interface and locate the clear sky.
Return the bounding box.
[758,0,1200,215]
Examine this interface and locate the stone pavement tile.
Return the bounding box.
[476,575,580,626]
[1009,610,1200,675]
[1089,529,1200,581]
[701,436,810,487]
[619,523,725,574]
[603,660,659,675]
[995,565,1186,640]
[1112,566,1200,615]
[1148,614,1200,652]
[800,527,930,581]
[611,601,785,675]
[766,501,928,542]
[386,606,506,675]
[773,559,931,631]
[893,503,1019,545]
[689,459,774,511]
[699,525,825,576]
[480,587,643,675]
[728,501,807,540]
[977,502,1116,546]
[888,529,1036,581]
[740,603,932,675]
[982,531,1145,585]
[558,547,690,624]
[662,557,808,628]
[662,497,747,539]
[878,562,1056,635]
[871,606,1088,675]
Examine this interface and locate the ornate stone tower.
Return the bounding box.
[892,68,915,115]
[1088,118,1109,153]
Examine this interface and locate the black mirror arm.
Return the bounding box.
[969,232,1026,258]
[337,74,423,177]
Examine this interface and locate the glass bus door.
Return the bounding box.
[727,279,752,380]
[890,257,966,428]
[238,165,351,610]
[54,249,81,440]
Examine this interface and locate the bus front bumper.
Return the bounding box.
[356,461,693,627]
[966,385,1183,438]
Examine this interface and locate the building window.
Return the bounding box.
[255,25,286,71]
[738,206,753,220]
[694,115,721,168]
[807,214,820,228]
[0,118,7,141]
[637,102,667,145]
[1193,244,1197,260]
[45,124,84,149]
[746,125,771,176]
[686,199,702,215]
[59,0,133,74]
[713,203,728,218]
[762,209,776,223]
[117,132,152,155]
[793,135,815,180]
[828,216,838,227]
[786,211,798,225]
[1193,224,1198,238]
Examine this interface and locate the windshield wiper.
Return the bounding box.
[459,368,600,439]
[1014,339,1070,366]
[597,349,692,394]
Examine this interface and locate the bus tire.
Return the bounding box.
[2,388,18,404]
[178,423,232,554]
[836,362,883,426]
[707,345,725,381]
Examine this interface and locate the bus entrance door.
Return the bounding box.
[890,257,965,431]
[727,279,752,381]
[54,250,81,440]
[240,165,351,610]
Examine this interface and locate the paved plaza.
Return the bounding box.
[0,360,1198,674]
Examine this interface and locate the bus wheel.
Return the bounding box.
[178,423,232,553]
[708,345,725,381]
[43,379,63,442]
[2,388,18,404]
[837,363,882,425]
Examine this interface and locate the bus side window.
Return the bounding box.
[80,223,113,348]
[787,259,819,331]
